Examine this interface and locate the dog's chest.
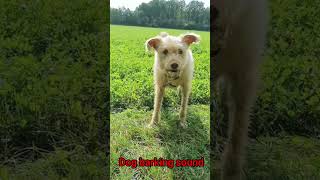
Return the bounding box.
[165,76,180,88]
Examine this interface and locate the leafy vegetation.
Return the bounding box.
[0,0,108,179]
[0,147,108,180]
[246,136,320,179]
[266,0,320,58]
[212,136,320,179]
[252,0,320,137]
[111,0,210,31]
[252,58,320,137]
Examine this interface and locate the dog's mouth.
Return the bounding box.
[166,68,180,72]
[166,70,180,74]
[167,69,180,79]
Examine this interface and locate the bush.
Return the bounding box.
[251,57,320,136]
[267,0,320,58]
[0,0,108,163]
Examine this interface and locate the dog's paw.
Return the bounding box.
[178,121,187,129]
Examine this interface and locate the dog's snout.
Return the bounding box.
[171,63,178,69]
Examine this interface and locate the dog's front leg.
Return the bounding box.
[149,84,165,127]
[179,84,191,128]
[222,73,257,180]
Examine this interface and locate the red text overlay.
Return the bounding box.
[118,157,204,169]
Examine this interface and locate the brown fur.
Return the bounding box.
[212,0,268,179]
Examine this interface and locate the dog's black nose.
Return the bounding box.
[171,63,178,69]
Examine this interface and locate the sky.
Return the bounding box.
[110,0,210,10]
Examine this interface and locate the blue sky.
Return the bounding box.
[111,0,210,10]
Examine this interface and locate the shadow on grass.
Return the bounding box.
[157,105,210,179]
[109,105,209,179]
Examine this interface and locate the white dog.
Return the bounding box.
[145,32,200,128]
[213,0,268,179]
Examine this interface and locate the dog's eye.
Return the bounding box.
[178,49,183,54]
[163,49,168,55]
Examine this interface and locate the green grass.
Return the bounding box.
[110,25,210,179]
[0,147,108,180]
[110,105,210,179]
[246,136,320,179]
[212,136,320,180]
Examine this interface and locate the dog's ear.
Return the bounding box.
[181,33,200,46]
[145,37,161,52]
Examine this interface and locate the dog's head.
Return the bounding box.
[145,32,200,78]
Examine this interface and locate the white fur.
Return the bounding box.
[145,32,200,128]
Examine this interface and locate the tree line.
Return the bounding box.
[111,0,210,31]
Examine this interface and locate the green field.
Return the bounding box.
[110,25,210,179]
